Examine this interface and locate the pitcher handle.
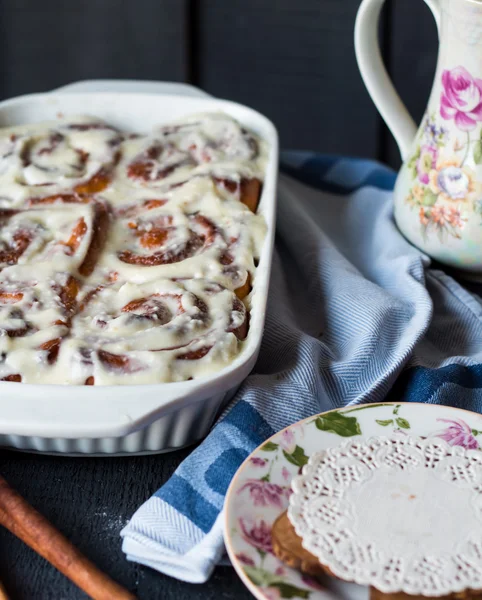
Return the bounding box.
[355,0,441,160]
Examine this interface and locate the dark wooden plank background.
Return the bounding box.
[1,0,189,91]
[198,0,381,158]
[0,0,440,168]
[0,1,440,598]
[386,0,438,166]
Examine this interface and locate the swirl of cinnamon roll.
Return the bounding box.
[0,202,109,276]
[0,117,123,207]
[0,271,81,381]
[125,114,258,180]
[117,213,219,266]
[100,200,262,297]
[64,278,248,384]
[213,177,262,213]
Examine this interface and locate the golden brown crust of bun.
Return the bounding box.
[271,511,328,578]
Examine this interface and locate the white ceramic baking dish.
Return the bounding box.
[0,80,278,455]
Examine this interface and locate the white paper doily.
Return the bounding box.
[288,435,482,597]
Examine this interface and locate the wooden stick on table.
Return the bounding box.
[0,475,136,600]
[0,578,10,600]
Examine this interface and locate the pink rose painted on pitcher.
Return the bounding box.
[404,66,482,242]
[436,418,479,449]
[440,67,482,131]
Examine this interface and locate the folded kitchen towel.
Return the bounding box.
[121,153,482,582]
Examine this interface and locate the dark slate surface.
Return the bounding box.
[386,0,438,168]
[0,448,252,599]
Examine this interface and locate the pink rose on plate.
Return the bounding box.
[436,418,479,449]
[281,467,291,481]
[239,518,273,554]
[263,588,281,600]
[235,552,255,566]
[279,428,296,454]
[238,479,290,508]
[440,66,482,131]
[250,457,267,467]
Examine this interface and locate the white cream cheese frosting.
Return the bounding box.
[0,112,267,384]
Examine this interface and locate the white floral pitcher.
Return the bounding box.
[355,0,482,276]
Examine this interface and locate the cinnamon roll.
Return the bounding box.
[103,113,265,213]
[0,203,109,276]
[0,271,80,381]
[0,111,267,384]
[101,175,265,296]
[63,278,248,384]
[0,117,122,207]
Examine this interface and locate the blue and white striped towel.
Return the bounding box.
[121,153,482,582]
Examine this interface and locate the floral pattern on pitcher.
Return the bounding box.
[405,66,482,240]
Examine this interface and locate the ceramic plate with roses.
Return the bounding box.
[224,402,482,600]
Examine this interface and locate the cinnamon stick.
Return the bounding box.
[0,475,136,600]
[0,578,9,600]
